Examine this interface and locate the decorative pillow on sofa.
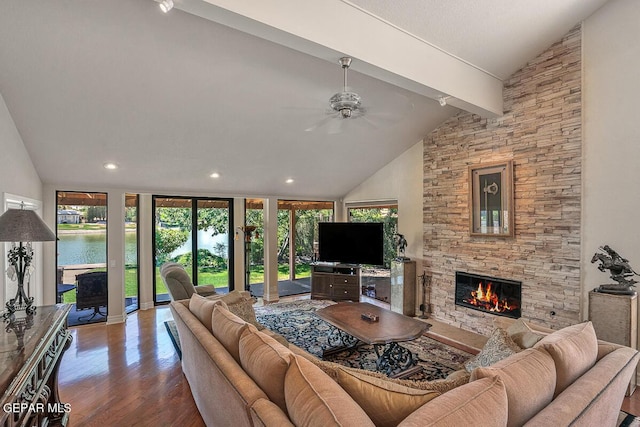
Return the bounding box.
[506,319,546,349]
[219,290,262,329]
[533,321,598,397]
[188,294,228,333]
[465,327,521,372]
[334,367,440,427]
[239,326,293,413]
[284,355,375,427]
[397,376,508,427]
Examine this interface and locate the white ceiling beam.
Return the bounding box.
[178,0,503,117]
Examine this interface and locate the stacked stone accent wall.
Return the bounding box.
[423,25,582,334]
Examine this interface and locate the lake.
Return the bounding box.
[57,230,228,266]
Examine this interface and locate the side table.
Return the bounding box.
[589,290,637,396]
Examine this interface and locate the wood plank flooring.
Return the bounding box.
[58,301,640,425]
[58,306,205,427]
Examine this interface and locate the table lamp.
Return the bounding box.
[0,204,56,319]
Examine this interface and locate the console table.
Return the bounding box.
[0,305,72,426]
[310,264,360,301]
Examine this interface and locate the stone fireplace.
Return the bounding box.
[455,272,521,319]
[422,25,582,334]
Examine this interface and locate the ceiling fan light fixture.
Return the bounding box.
[159,0,174,13]
[330,91,361,118]
[438,96,451,107]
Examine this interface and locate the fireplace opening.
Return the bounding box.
[455,271,521,319]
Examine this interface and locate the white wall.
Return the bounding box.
[582,0,640,316]
[342,140,424,306]
[0,92,44,305]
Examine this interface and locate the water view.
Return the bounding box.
[56,229,228,266]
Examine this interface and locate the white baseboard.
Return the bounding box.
[140,301,155,310]
[106,313,127,324]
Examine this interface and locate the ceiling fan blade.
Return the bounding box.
[327,117,347,135]
[359,115,379,130]
[304,115,335,133]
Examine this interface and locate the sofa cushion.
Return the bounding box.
[465,327,521,372]
[210,304,248,363]
[397,376,508,427]
[284,355,375,427]
[188,294,228,333]
[249,398,295,427]
[471,348,556,427]
[506,319,546,349]
[335,367,440,427]
[239,326,293,413]
[533,321,598,396]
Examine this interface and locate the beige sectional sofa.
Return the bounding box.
[170,294,639,427]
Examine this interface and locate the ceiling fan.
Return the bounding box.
[305,57,373,133]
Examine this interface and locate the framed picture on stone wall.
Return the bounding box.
[469,160,514,237]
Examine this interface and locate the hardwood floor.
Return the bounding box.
[58,299,640,425]
[622,388,640,417]
[58,306,205,427]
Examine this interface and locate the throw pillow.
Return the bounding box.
[533,321,598,397]
[465,327,521,372]
[506,319,546,349]
[219,290,262,329]
[398,376,508,427]
[284,355,375,427]
[188,294,227,333]
[334,367,440,427]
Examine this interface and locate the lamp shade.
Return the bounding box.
[0,208,56,242]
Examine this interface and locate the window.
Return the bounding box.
[153,196,233,303]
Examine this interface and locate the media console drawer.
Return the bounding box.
[310,264,361,302]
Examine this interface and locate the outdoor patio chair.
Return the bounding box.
[76,270,108,321]
[160,263,217,301]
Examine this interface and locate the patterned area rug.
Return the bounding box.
[164,320,181,359]
[619,411,640,427]
[255,300,472,381]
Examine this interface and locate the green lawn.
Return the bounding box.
[62,263,311,304]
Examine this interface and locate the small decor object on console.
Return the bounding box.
[361,312,379,322]
[393,233,410,261]
[591,245,639,295]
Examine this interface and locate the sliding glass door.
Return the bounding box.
[348,203,398,303]
[56,191,108,326]
[153,196,233,303]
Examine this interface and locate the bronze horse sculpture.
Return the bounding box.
[591,245,639,294]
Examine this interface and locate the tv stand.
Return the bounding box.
[311,263,361,301]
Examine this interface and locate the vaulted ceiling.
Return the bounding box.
[0,0,609,199]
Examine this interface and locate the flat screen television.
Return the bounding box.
[317,222,384,266]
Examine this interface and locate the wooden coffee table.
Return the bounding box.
[315,302,430,378]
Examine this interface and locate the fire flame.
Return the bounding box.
[467,282,516,313]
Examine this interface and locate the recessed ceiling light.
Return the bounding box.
[103,162,118,170]
[159,0,174,13]
[285,178,294,184]
[210,172,220,178]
